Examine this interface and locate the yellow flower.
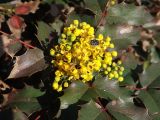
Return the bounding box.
[64,82,69,87]
[74,29,81,36]
[55,70,61,76]
[118,77,124,82]
[106,36,111,42]
[55,76,61,82]
[120,67,124,71]
[52,82,59,90]
[109,43,114,48]
[50,49,55,56]
[73,20,79,26]
[112,51,117,57]
[61,34,66,39]
[57,86,62,92]
[71,34,76,41]
[50,20,124,91]
[111,0,116,5]
[98,34,103,40]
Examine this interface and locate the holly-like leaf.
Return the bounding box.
[92,75,132,101]
[61,74,132,108]
[1,35,22,58]
[96,24,141,50]
[138,90,160,116]
[139,62,160,87]
[78,100,110,120]
[84,0,109,24]
[122,51,139,75]
[10,85,44,114]
[119,71,135,87]
[67,11,95,26]
[8,48,48,78]
[84,0,108,15]
[37,22,54,47]
[60,81,88,109]
[107,100,151,120]
[107,3,153,25]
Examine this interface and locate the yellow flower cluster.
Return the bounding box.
[50,20,124,92]
[110,0,116,5]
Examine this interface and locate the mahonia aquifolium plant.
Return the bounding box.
[50,20,124,92]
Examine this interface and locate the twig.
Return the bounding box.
[124,85,147,91]
[96,98,112,120]
[96,98,107,112]
[0,30,35,49]
[96,1,109,29]
[16,39,35,49]
[0,30,9,36]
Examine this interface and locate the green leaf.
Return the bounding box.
[80,88,99,101]
[119,71,135,86]
[140,62,160,87]
[123,52,139,75]
[148,76,160,88]
[138,90,160,114]
[154,32,160,44]
[84,0,109,24]
[107,100,151,120]
[10,85,44,114]
[37,22,54,47]
[80,74,132,102]
[96,24,141,50]
[78,100,110,120]
[93,75,132,101]
[51,19,63,35]
[67,11,95,26]
[84,0,108,14]
[60,81,88,109]
[60,76,132,109]
[149,47,160,63]
[107,3,153,25]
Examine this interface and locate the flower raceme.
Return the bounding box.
[50,20,124,92]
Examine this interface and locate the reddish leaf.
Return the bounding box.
[15,0,40,15]
[7,16,26,38]
[15,5,31,15]
[8,15,24,29]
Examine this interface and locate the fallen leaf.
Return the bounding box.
[15,0,40,15]
[7,15,26,39]
[1,35,22,58]
[8,48,48,79]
